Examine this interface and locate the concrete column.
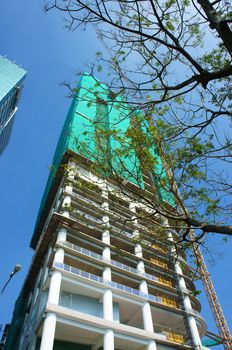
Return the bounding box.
[129,202,138,224]
[102,215,110,251]
[102,230,110,245]
[104,329,114,350]
[103,267,112,282]
[64,167,75,194]
[68,161,76,179]
[65,162,75,194]
[142,302,154,332]
[175,262,194,310]
[183,295,192,312]
[102,246,111,262]
[62,195,71,218]
[57,228,67,243]
[65,183,73,194]
[175,274,202,348]
[140,280,148,294]
[137,260,145,275]
[102,183,108,201]
[48,248,64,305]
[188,316,202,348]
[102,215,109,225]
[54,248,64,264]
[168,232,202,348]
[103,289,113,321]
[133,229,140,238]
[48,270,62,305]
[102,185,110,250]
[40,312,56,350]
[178,275,187,290]
[102,199,109,210]
[147,340,157,350]
[102,266,113,321]
[129,202,136,212]
[135,244,143,258]
[102,183,109,207]
[140,280,154,332]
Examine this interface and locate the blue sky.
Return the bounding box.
[0,0,231,347]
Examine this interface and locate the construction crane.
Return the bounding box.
[189,231,232,350]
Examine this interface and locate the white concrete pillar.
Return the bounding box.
[102,185,110,249]
[102,215,109,225]
[102,185,109,258]
[140,280,148,294]
[64,162,75,193]
[174,262,193,310]
[65,183,73,194]
[103,267,112,282]
[102,230,110,245]
[62,195,71,218]
[67,161,76,179]
[142,302,154,332]
[147,340,157,350]
[48,247,64,305]
[139,279,154,332]
[103,289,113,321]
[102,200,109,210]
[178,275,187,290]
[137,260,145,275]
[57,228,67,243]
[135,244,143,258]
[102,268,112,323]
[183,295,192,312]
[129,202,136,212]
[103,329,114,350]
[174,261,182,275]
[102,246,111,262]
[40,312,56,350]
[133,229,140,238]
[168,233,202,348]
[62,195,71,207]
[188,316,202,348]
[48,270,62,305]
[129,202,138,224]
[102,184,108,201]
[55,248,65,263]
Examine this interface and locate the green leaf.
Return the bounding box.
[166,21,175,31]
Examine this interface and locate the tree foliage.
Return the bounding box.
[46,0,232,241]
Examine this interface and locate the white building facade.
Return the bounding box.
[9,158,207,350]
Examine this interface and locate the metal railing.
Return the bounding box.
[54,261,163,303]
[61,241,160,284]
[153,323,190,345]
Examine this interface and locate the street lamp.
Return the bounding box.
[1,264,22,296]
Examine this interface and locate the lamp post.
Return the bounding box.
[1,265,22,296]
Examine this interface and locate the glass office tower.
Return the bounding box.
[0,55,26,154]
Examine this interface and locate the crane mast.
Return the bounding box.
[189,232,232,350]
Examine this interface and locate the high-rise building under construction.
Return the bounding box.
[5,74,208,350]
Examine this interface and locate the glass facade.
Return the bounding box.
[0,56,26,154]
